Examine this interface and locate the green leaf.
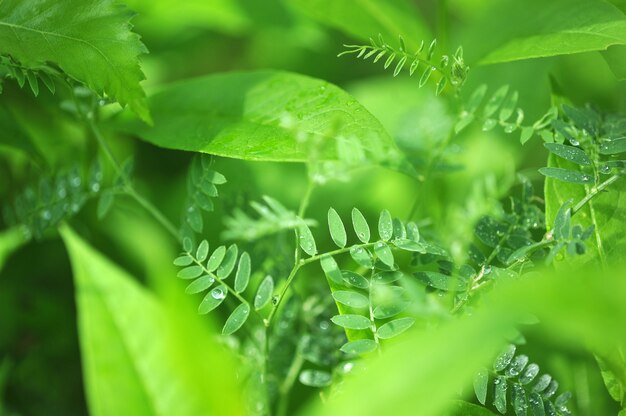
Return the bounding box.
[340,339,378,355]
[493,376,508,414]
[234,252,251,293]
[350,246,374,268]
[177,266,203,279]
[320,255,344,285]
[415,271,467,291]
[480,0,626,64]
[544,143,592,166]
[378,210,393,241]
[445,401,498,416]
[97,191,115,220]
[254,275,274,310]
[352,208,371,243]
[122,71,404,166]
[331,314,372,330]
[342,270,370,289]
[207,246,226,272]
[298,224,317,256]
[332,290,370,309]
[474,368,489,405]
[483,85,509,118]
[185,276,215,295]
[287,0,429,51]
[196,240,209,262]
[553,200,573,241]
[198,285,228,314]
[599,137,626,155]
[299,370,332,387]
[59,226,244,416]
[539,167,593,184]
[328,208,347,248]
[0,0,150,122]
[216,244,238,278]
[511,383,528,416]
[545,154,626,265]
[222,303,250,336]
[376,317,415,339]
[374,242,394,267]
[528,393,545,416]
[0,226,28,273]
[393,239,426,252]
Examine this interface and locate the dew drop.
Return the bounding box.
[211,287,225,300]
[40,210,51,220]
[71,177,81,187]
[319,320,330,330]
[342,362,354,373]
[600,165,611,174]
[569,138,580,146]
[91,183,101,192]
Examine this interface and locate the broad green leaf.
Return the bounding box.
[216,244,238,278]
[320,255,344,285]
[445,401,497,416]
[341,270,370,289]
[340,339,378,355]
[198,285,228,314]
[185,276,215,294]
[298,224,317,256]
[328,208,347,248]
[352,208,371,243]
[0,226,27,273]
[287,0,429,50]
[474,368,489,405]
[415,271,467,291]
[207,246,226,272]
[374,242,394,267]
[0,0,149,121]
[331,314,372,330]
[378,210,393,241]
[544,143,592,165]
[545,154,626,265]
[254,275,274,310]
[539,167,593,184]
[59,226,244,416]
[234,252,251,293]
[479,0,626,64]
[222,303,250,335]
[602,45,626,80]
[376,317,415,339]
[122,71,404,166]
[332,290,370,309]
[553,200,572,241]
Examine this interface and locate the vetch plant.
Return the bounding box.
[1,1,626,416]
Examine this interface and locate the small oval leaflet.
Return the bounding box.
[520,363,540,385]
[185,275,215,294]
[493,375,508,414]
[320,255,343,285]
[392,239,425,252]
[332,290,369,309]
[341,270,369,289]
[599,137,626,155]
[299,370,332,388]
[198,284,227,314]
[483,85,509,118]
[543,143,592,166]
[506,354,529,377]
[473,368,489,405]
[254,275,274,310]
[374,242,394,267]
[528,392,544,415]
[350,246,374,268]
[351,208,370,243]
[234,252,251,293]
[173,255,193,267]
[298,224,317,256]
[328,208,347,248]
[406,222,420,241]
[222,303,250,335]
[378,210,393,241]
[340,339,378,355]
[177,265,203,279]
[539,167,593,185]
[206,245,226,272]
[511,383,528,416]
[414,271,466,291]
[494,344,517,372]
[196,240,209,262]
[217,244,238,278]
[372,270,404,284]
[186,205,203,233]
[373,303,407,320]
[553,200,572,241]
[331,314,372,330]
[376,317,415,339]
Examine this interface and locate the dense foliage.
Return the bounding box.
[1,1,626,415]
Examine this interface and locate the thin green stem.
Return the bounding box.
[86,117,180,242]
[189,256,251,308]
[276,347,305,416]
[572,171,624,215]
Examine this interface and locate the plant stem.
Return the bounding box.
[86,117,181,242]
[190,256,251,307]
[572,171,625,215]
[276,347,305,416]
